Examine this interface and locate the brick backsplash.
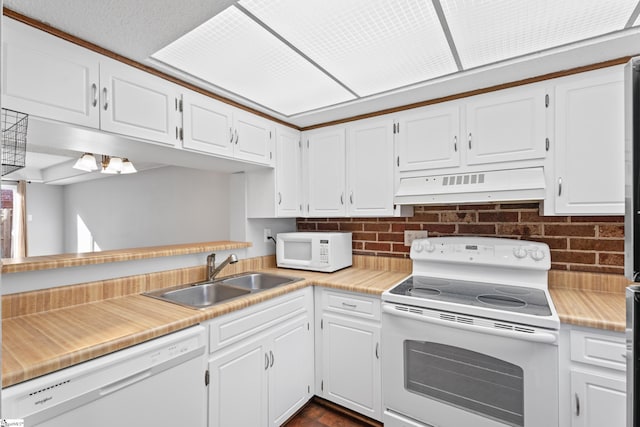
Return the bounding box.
[296,203,625,275]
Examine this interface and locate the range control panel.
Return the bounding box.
[410,236,550,270]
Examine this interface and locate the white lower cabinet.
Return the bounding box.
[315,288,382,421]
[206,288,314,427]
[560,325,626,427]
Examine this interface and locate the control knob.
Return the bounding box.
[513,246,528,259]
[530,248,546,261]
[424,242,436,252]
[412,241,424,253]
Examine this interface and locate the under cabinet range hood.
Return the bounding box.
[394,167,546,205]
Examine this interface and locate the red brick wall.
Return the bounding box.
[297,203,625,274]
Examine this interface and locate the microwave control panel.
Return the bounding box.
[320,240,329,264]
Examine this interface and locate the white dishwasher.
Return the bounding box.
[2,325,207,426]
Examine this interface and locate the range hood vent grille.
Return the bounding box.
[394,167,545,205]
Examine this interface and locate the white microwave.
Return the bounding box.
[276,232,352,272]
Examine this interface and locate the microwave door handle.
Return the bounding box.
[382,304,557,344]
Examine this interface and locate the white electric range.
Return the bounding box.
[381,236,559,427]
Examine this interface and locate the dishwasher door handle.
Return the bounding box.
[382,304,558,344]
[99,369,152,396]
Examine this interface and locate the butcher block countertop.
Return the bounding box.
[2,265,628,388]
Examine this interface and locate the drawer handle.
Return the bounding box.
[342,302,357,309]
[575,393,580,416]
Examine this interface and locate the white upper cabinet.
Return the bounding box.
[246,125,302,218]
[305,127,347,217]
[465,85,548,165]
[396,103,461,171]
[2,18,100,128]
[275,127,302,216]
[233,110,274,166]
[99,59,180,146]
[183,90,273,166]
[182,90,234,157]
[347,118,395,216]
[546,67,624,215]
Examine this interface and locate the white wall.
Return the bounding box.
[26,182,65,256]
[63,166,230,252]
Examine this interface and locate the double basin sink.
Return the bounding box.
[144,272,302,309]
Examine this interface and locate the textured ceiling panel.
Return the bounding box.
[240,0,457,97]
[151,6,355,116]
[442,0,640,70]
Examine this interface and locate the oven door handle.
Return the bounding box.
[382,305,558,344]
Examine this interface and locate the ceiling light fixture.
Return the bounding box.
[72,153,98,172]
[73,153,137,175]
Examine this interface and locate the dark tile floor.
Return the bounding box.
[283,401,377,427]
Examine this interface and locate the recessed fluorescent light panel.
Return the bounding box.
[152,6,355,116]
[441,0,640,70]
[240,0,458,97]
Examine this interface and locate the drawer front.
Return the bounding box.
[322,289,381,321]
[208,287,312,352]
[570,329,626,371]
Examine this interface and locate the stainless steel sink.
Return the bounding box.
[144,272,302,309]
[144,282,250,309]
[216,272,302,291]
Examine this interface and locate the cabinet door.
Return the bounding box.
[321,312,381,420]
[553,70,624,215]
[208,337,268,427]
[269,316,314,427]
[347,118,395,216]
[570,370,625,427]
[234,110,274,165]
[99,59,179,146]
[306,129,347,217]
[276,127,302,217]
[396,104,460,171]
[465,86,547,165]
[183,90,234,157]
[2,18,100,128]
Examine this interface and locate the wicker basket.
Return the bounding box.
[1,108,28,176]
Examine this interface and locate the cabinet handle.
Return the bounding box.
[454,136,458,152]
[558,177,563,197]
[229,128,234,144]
[102,87,109,111]
[234,129,239,145]
[278,192,282,205]
[350,192,354,204]
[575,393,580,416]
[375,342,379,359]
[468,133,472,150]
[396,156,400,167]
[175,126,179,140]
[340,193,344,205]
[265,353,269,370]
[269,350,274,368]
[91,83,98,107]
[342,302,357,309]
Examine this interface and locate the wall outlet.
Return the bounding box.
[263,228,272,243]
[404,230,428,246]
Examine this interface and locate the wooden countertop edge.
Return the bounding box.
[1,241,251,273]
[1,268,624,388]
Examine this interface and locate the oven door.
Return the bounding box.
[381,303,559,427]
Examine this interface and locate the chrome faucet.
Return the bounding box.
[207,253,238,281]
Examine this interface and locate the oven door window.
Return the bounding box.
[404,340,524,427]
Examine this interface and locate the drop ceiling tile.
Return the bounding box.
[151,6,355,116]
[442,0,639,70]
[240,0,458,97]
